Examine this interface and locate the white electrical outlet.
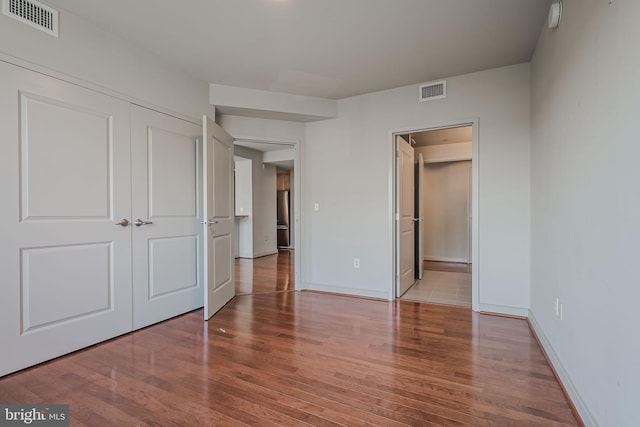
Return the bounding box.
[353,258,360,268]
[554,298,559,317]
[314,203,320,211]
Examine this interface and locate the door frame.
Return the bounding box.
[229,135,302,291]
[390,118,479,311]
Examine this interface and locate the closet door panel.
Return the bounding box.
[0,61,133,377]
[131,105,204,329]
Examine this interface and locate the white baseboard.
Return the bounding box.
[424,256,470,263]
[477,303,529,318]
[528,310,597,427]
[300,282,390,300]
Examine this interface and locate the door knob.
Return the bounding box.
[133,219,153,226]
[200,219,218,225]
[115,219,129,227]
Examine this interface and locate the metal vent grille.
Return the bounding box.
[419,80,446,102]
[2,0,59,37]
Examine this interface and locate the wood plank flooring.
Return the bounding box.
[0,253,579,426]
[235,249,294,295]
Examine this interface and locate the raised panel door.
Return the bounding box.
[0,61,132,376]
[130,106,204,329]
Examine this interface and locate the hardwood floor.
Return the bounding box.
[235,249,294,295]
[0,289,578,426]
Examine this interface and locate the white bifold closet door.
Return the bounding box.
[0,61,133,377]
[0,61,207,376]
[131,106,204,329]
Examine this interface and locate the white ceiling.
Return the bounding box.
[235,140,295,168]
[44,0,551,100]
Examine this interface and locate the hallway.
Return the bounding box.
[235,249,294,295]
[401,261,472,307]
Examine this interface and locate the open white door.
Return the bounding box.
[415,152,425,280]
[203,116,235,320]
[396,136,415,297]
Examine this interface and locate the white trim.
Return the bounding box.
[302,282,389,300]
[471,120,479,312]
[389,118,479,310]
[0,54,202,125]
[478,303,528,318]
[528,310,597,426]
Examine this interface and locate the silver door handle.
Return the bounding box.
[133,219,153,226]
[200,220,218,225]
[413,218,423,222]
[115,219,129,227]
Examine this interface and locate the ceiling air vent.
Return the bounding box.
[2,0,59,37]
[419,80,446,102]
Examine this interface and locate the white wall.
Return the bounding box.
[423,161,471,263]
[219,115,305,143]
[235,146,278,258]
[288,169,295,249]
[303,63,531,312]
[234,158,253,216]
[530,1,640,425]
[0,8,211,121]
[253,160,277,257]
[234,157,253,258]
[210,84,337,122]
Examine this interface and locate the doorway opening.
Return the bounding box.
[232,138,300,296]
[393,121,478,309]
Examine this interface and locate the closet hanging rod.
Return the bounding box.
[234,138,296,146]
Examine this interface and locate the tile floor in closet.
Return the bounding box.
[401,261,472,307]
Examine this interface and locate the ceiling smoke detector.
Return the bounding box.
[548,1,562,29]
